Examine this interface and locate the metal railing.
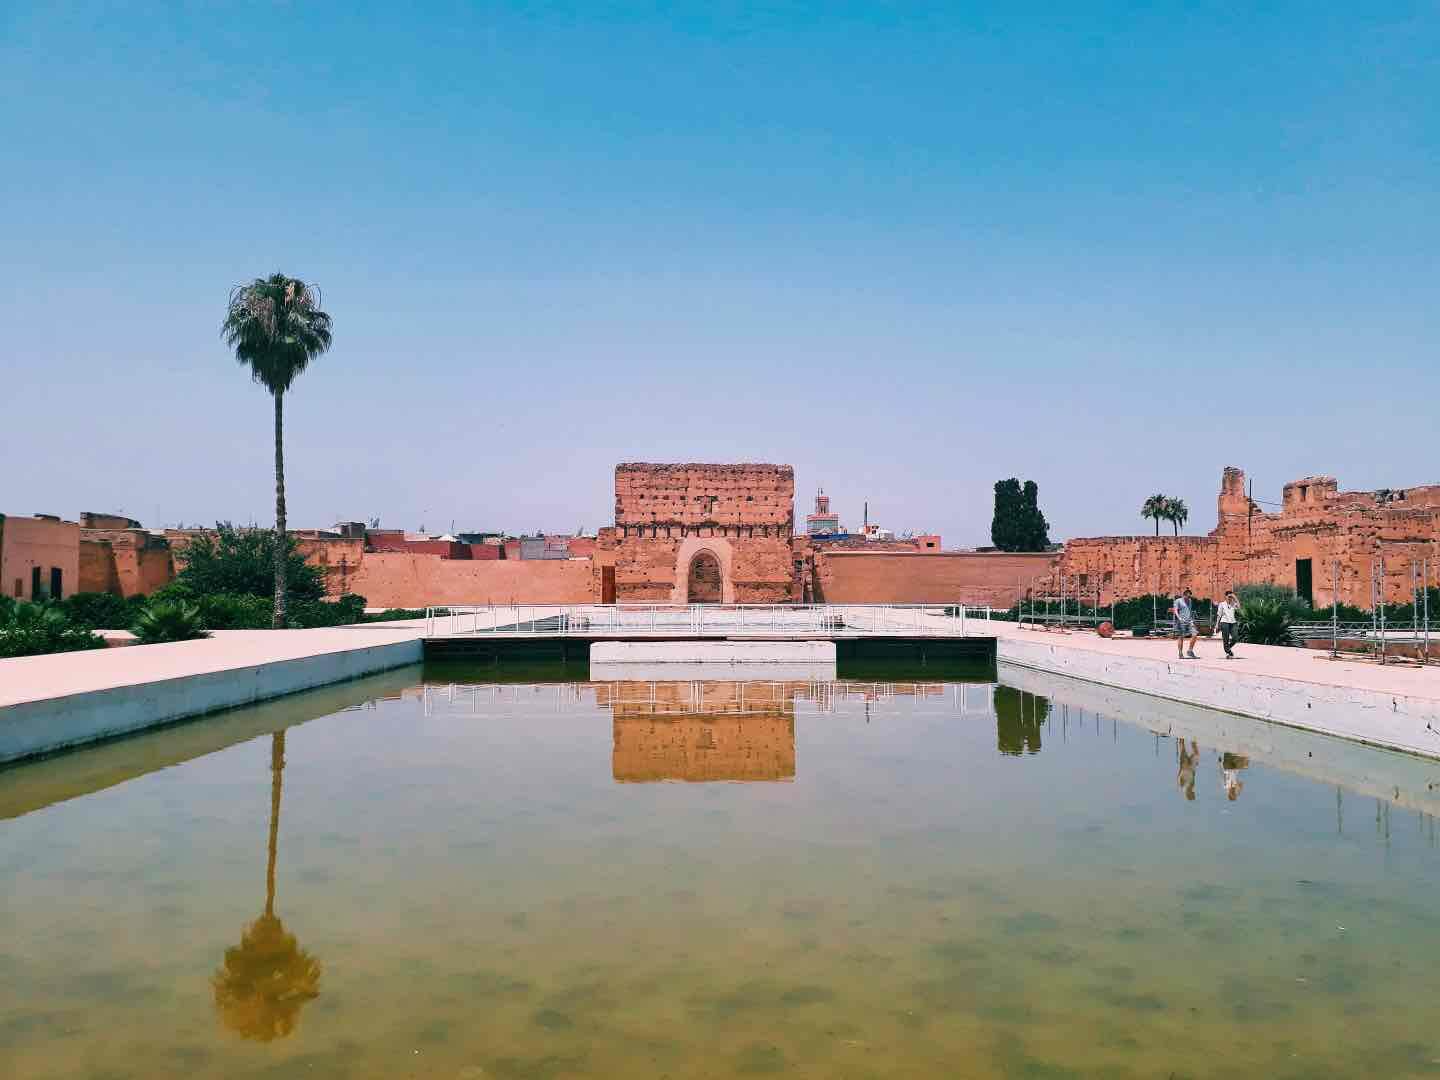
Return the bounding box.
[424,603,993,638]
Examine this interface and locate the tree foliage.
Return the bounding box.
[171,525,326,602]
[991,478,1051,552]
[222,272,333,628]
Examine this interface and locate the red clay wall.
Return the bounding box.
[78,540,120,594]
[1,515,81,601]
[346,552,597,607]
[1057,467,1440,605]
[615,462,794,530]
[815,551,1057,607]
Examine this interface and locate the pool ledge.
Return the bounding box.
[0,623,426,764]
[987,621,1440,759]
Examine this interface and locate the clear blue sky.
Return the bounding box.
[3,2,1436,544]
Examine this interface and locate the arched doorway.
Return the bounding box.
[687,551,722,603]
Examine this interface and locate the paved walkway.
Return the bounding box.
[982,617,1440,702]
[0,622,427,708]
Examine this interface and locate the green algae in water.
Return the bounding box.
[3,671,1440,1078]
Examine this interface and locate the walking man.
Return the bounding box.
[1215,589,1240,659]
[1171,587,1199,659]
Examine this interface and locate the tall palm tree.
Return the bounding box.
[1141,494,1169,536]
[222,275,332,628]
[1167,497,1189,535]
[213,731,321,1042]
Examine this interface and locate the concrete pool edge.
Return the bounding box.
[0,635,423,764]
[994,632,1440,760]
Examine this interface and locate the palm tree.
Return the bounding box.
[212,731,321,1041]
[1167,497,1189,535]
[222,275,332,628]
[1141,494,1169,536]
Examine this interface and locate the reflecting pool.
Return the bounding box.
[4,662,1440,1078]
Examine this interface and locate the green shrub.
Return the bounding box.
[60,591,148,631]
[359,607,430,622]
[195,593,274,630]
[1239,596,1295,646]
[133,601,211,644]
[0,600,106,657]
[1235,583,1310,620]
[175,524,326,601]
[286,593,366,628]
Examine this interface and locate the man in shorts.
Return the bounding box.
[1171,587,1199,659]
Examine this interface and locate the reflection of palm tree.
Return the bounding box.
[213,731,321,1041]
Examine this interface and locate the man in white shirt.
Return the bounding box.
[1171,587,1199,659]
[1215,589,1240,658]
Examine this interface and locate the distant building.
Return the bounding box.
[805,489,841,536]
[0,513,79,601]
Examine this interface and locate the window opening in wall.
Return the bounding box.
[31,566,42,600]
[50,567,62,601]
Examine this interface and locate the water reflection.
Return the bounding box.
[1176,739,1199,801]
[600,681,797,782]
[212,731,322,1042]
[993,685,1051,755]
[1220,752,1250,802]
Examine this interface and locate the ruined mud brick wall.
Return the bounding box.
[296,537,367,598]
[1057,466,1440,606]
[346,552,595,608]
[78,530,176,597]
[614,462,794,530]
[607,463,797,602]
[813,551,1057,607]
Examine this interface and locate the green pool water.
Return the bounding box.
[4,663,1440,1079]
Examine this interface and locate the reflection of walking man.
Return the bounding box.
[1220,752,1249,801]
[1215,590,1240,659]
[1176,739,1198,801]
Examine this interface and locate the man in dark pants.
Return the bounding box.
[1215,590,1239,658]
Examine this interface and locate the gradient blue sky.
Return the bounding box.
[3,2,1436,544]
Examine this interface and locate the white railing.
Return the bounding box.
[424,603,994,638]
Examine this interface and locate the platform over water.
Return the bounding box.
[989,619,1440,758]
[6,605,1440,764]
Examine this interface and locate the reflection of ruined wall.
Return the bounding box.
[611,712,796,782]
[1057,467,1440,605]
[601,681,797,781]
[605,464,797,602]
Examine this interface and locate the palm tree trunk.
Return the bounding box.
[1154,518,1159,537]
[273,390,287,629]
[266,731,284,918]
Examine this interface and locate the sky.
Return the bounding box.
[2,2,1436,545]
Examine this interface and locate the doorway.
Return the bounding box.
[1295,558,1313,609]
[687,551,722,604]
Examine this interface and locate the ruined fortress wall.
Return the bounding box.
[297,537,367,598]
[1057,468,1440,606]
[615,463,794,531]
[608,464,797,601]
[346,552,596,607]
[815,551,1057,607]
[608,534,794,603]
[77,540,121,595]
